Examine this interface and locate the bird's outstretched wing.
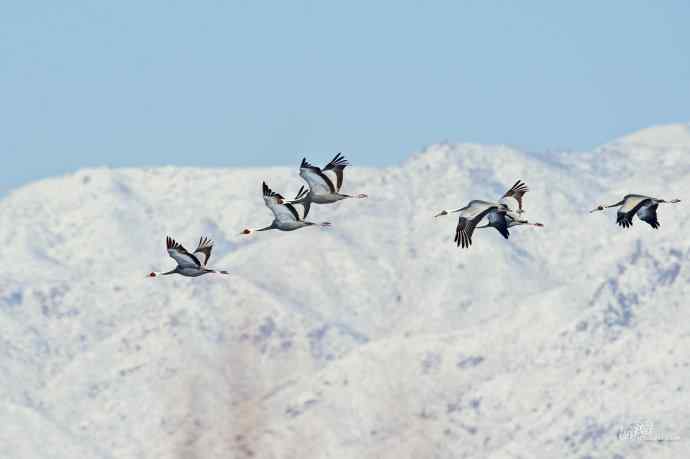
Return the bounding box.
[637,203,660,229]
[617,196,652,229]
[619,195,652,213]
[501,180,529,212]
[289,185,311,219]
[167,236,202,268]
[299,158,335,194]
[487,210,510,239]
[193,236,214,266]
[321,153,349,192]
[262,182,301,222]
[454,203,500,248]
[454,217,472,248]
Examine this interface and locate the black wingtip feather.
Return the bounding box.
[504,180,529,197]
[300,157,319,170]
[294,185,310,201]
[167,236,183,251]
[324,152,350,170]
[262,182,285,199]
[454,229,471,248]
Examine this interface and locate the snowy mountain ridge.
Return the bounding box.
[1,124,689,458]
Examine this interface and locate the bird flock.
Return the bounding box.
[149,154,681,277]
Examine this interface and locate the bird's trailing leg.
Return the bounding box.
[342,193,368,199]
[304,221,331,228]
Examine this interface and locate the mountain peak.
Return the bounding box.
[613,123,690,148]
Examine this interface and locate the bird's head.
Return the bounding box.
[434,210,448,218]
[589,205,604,213]
[532,222,544,227]
[147,272,158,278]
[276,198,285,205]
[241,229,253,235]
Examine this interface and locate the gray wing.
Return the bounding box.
[501,180,529,212]
[193,236,214,266]
[166,236,202,268]
[300,158,336,194]
[289,185,311,220]
[322,153,349,192]
[455,205,499,248]
[617,197,652,229]
[263,182,300,223]
[637,203,660,229]
[487,211,510,239]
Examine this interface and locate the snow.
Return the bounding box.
[615,123,690,147]
[1,123,690,458]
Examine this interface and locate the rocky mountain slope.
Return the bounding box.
[1,123,689,458]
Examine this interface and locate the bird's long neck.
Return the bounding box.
[163,269,177,275]
[241,223,275,235]
[435,207,463,217]
[605,199,625,208]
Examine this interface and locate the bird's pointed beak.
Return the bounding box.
[589,206,602,213]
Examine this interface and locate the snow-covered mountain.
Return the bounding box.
[1,123,689,458]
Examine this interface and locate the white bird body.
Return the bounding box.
[149,237,229,278]
[242,182,330,234]
[298,154,367,204]
[590,194,681,229]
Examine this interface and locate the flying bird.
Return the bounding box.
[241,182,330,234]
[476,180,543,238]
[148,236,229,277]
[434,200,507,248]
[435,179,540,245]
[590,194,680,229]
[297,153,367,204]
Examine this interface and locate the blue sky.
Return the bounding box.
[2,1,689,194]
